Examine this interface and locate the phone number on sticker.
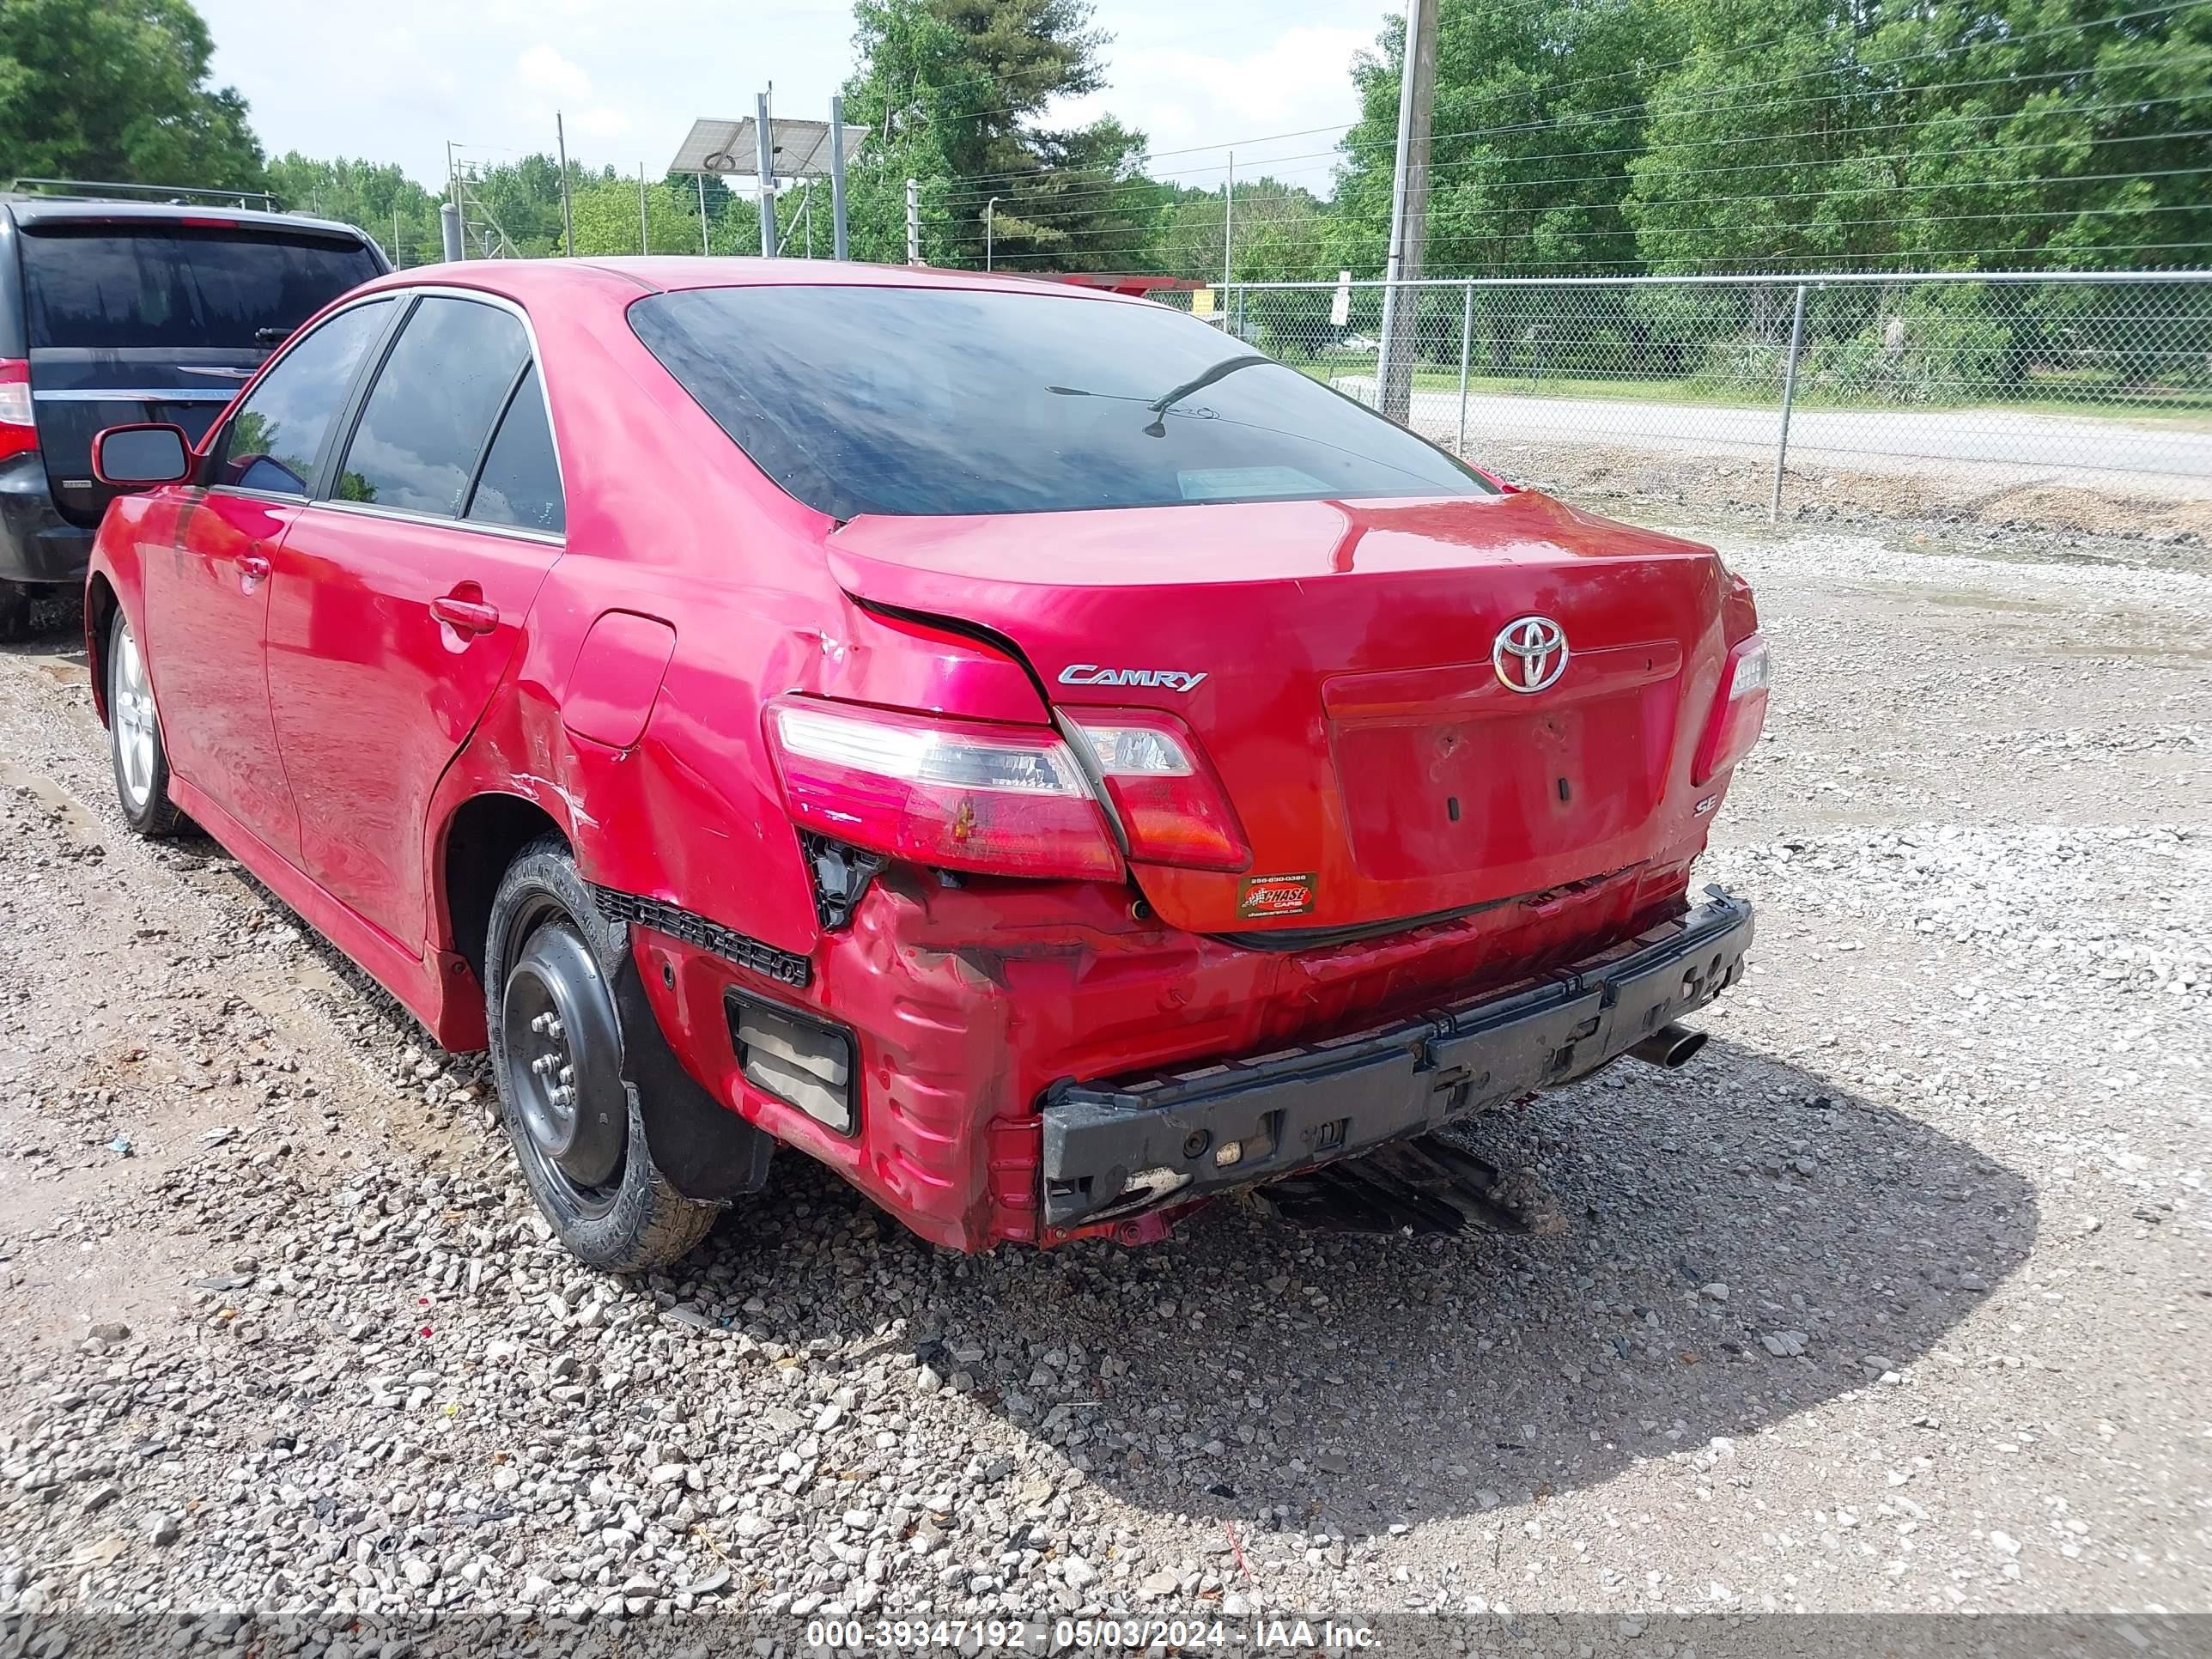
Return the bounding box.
[806,1620,1054,1651]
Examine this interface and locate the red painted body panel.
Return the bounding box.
[561,611,678,749]
[149,489,303,856]
[266,505,562,946]
[828,494,1731,934]
[82,257,1762,1254]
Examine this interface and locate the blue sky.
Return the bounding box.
[201,0,1393,194]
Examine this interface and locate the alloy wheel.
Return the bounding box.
[111,620,159,812]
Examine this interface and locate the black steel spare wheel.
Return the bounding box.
[500,910,629,1211]
[485,837,723,1273]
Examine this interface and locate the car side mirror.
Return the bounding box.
[92,423,193,488]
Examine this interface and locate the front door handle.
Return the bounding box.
[236,552,270,582]
[430,592,501,635]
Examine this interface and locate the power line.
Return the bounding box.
[948,88,2210,212]
[930,0,2211,195]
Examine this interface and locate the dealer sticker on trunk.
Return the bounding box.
[1237,873,1317,920]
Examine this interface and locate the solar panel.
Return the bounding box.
[667,118,866,179]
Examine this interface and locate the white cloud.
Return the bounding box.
[517,43,593,101]
[1058,22,1375,190]
[574,106,633,139]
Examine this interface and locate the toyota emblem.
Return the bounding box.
[1492,616,1570,693]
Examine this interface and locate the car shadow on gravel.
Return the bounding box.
[704,1035,2035,1539]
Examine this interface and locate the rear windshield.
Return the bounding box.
[19,224,382,350]
[629,285,1498,519]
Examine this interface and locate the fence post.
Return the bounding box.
[905,179,920,265]
[1456,281,1474,454]
[1770,283,1809,526]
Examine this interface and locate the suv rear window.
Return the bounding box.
[629,285,1497,520]
[19,223,381,351]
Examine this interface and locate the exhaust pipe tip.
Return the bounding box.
[1628,1022,1708,1070]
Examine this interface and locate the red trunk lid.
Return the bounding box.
[827,492,1733,935]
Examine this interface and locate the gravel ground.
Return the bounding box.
[0,519,2206,1653]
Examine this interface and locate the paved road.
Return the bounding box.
[1330,377,2212,493]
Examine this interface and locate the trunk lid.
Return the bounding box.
[27,347,252,525]
[828,492,1732,936]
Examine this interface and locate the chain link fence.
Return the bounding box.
[1160,272,2212,516]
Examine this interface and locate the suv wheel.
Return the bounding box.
[485,837,720,1272]
[107,611,185,836]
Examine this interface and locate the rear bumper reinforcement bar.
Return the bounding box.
[1039,887,1753,1231]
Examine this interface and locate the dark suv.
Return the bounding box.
[0,186,387,638]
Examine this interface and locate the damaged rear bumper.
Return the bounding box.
[1039,888,1753,1231]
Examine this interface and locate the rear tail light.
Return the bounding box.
[765,697,1124,882]
[1692,635,1771,785]
[0,362,35,463]
[1063,710,1251,872]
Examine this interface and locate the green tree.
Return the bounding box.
[838,0,1154,270]
[1624,0,2212,273]
[264,155,441,263]
[0,0,264,191]
[1330,0,1682,279]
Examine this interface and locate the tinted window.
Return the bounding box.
[466,367,564,534]
[336,298,529,517]
[216,299,393,496]
[629,286,1497,519]
[19,225,383,350]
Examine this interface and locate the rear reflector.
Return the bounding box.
[1063,709,1251,872]
[765,696,1124,882]
[731,996,856,1134]
[0,362,35,463]
[1692,635,1771,785]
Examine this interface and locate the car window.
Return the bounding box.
[465,366,564,535]
[627,285,1499,520]
[216,299,394,497]
[19,224,383,350]
[335,297,530,518]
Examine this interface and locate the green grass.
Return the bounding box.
[1295,362,2212,428]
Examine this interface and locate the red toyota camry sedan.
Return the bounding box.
[84,259,1766,1272]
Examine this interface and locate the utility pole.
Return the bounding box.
[1223,151,1234,300]
[445,140,461,259]
[756,93,778,257]
[829,94,850,261]
[392,207,403,270]
[697,173,711,255]
[555,112,575,258]
[639,165,649,255]
[986,198,998,270]
[905,178,920,265]
[1375,0,1438,422]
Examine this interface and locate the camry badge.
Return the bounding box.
[1492,616,1570,694]
[1058,664,1207,692]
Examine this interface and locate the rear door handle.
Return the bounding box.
[430,593,501,635]
[236,553,270,582]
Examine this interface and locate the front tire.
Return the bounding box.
[485,838,720,1272]
[106,611,185,837]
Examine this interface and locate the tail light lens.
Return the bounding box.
[1692,635,1771,785]
[766,697,1124,882]
[0,362,35,463]
[1064,710,1251,872]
